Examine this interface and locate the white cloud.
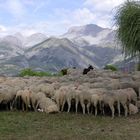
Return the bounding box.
[84,0,126,11]
[73,8,96,25]
[0,25,7,32]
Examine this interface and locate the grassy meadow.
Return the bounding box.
[0,111,140,140]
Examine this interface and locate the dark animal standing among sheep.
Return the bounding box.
[83,65,94,75]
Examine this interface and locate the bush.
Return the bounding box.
[104,65,118,71]
[19,68,62,77]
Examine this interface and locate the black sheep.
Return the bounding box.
[83,65,94,75]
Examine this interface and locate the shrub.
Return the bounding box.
[19,68,62,77]
[104,65,118,71]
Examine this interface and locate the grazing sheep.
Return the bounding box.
[90,88,106,116]
[38,83,56,98]
[52,87,67,111]
[128,103,138,115]
[117,88,138,105]
[77,88,91,114]
[15,89,31,111]
[0,85,18,110]
[101,92,116,118]
[111,89,129,117]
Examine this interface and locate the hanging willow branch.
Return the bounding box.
[114,0,140,59]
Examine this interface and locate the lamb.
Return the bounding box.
[128,103,138,115]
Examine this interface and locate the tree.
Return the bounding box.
[114,0,140,70]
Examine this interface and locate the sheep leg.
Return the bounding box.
[101,103,105,115]
[61,100,65,112]
[22,102,25,111]
[94,102,98,116]
[67,99,71,113]
[87,102,91,114]
[81,103,85,114]
[75,99,78,113]
[110,105,115,119]
[10,101,13,111]
[95,106,97,116]
[90,105,93,114]
[117,101,121,117]
[124,104,128,117]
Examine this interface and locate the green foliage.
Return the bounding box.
[19,68,62,77]
[114,0,140,58]
[104,65,118,71]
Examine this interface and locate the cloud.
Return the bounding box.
[0,0,127,36]
[73,8,96,25]
[0,25,7,32]
[84,0,126,11]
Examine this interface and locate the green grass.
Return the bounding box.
[19,68,62,77]
[0,112,140,140]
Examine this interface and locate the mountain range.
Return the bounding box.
[0,24,128,76]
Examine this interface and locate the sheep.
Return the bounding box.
[125,88,137,105]
[38,82,60,98]
[0,85,18,110]
[15,89,31,111]
[64,85,81,113]
[0,88,12,110]
[111,89,129,117]
[29,91,41,111]
[128,103,138,115]
[136,100,140,109]
[101,92,116,118]
[67,68,82,77]
[77,88,91,114]
[52,87,67,111]
[89,88,106,116]
[37,96,59,113]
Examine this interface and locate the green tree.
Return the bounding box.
[114,0,140,70]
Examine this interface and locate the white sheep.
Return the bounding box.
[37,96,59,113]
[128,103,138,115]
[15,89,31,111]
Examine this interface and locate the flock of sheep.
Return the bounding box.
[0,68,140,118]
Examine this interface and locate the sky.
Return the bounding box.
[0,0,126,36]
